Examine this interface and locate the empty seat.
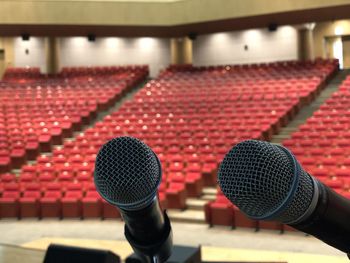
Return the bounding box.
[40,190,62,218]
[82,191,102,218]
[61,189,83,218]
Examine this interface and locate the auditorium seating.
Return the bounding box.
[0,60,338,220]
[282,74,350,200]
[3,67,42,83]
[0,66,148,173]
[204,59,338,229]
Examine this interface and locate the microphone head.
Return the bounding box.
[218,140,316,224]
[94,136,161,211]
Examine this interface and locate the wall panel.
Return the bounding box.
[193,26,298,66]
[14,37,47,72]
[59,37,170,77]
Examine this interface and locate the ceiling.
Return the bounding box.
[1,0,350,37]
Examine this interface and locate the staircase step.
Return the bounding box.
[167,209,205,224]
[186,198,208,210]
[270,70,343,143]
[201,194,216,201]
[202,187,217,195]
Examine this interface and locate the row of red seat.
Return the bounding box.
[204,59,339,229]
[3,65,148,83]
[0,60,338,220]
[0,60,339,220]
[205,189,327,232]
[0,181,122,219]
[0,66,148,173]
[161,61,337,83]
[3,68,42,82]
[279,75,350,197]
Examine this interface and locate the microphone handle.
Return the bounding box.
[290,180,350,253]
[120,199,173,263]
[120,199,165,243]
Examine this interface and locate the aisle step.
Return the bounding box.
[167,209,205,224]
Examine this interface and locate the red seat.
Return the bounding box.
[37,171,55,182]
[19,173,36,183]
[76,170,92,182]
[185,172,203,198]
[0,156,12,173]
[19,190,41,218]
[40,191,62,218]
[0,190,20,218]
[61,190,83,218]
[82,191,102,218]
[10,148,27,169]
[102,200,121,219]
[207,195,235,227]
[233,206,258,229]
[0,173,17,183]
[165,182,187,209]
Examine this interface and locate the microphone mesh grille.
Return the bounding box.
[218,140,313,223]
[278,168,314,222]
[94,136,161,208]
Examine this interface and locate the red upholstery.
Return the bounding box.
[0,61,338,220]
[0,66,148,173]
[20,190,41,218]
[0,183,20,218]
[40,191,62,218]
[82,191,102,218]
[283,73,350,202]
[165,182,187,209]
[61,190,83,218]
[205,193,235,227]
[233,206,258,229]
[102,200,121,219]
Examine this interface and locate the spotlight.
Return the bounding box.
[21,34,30,41]
[87,34,96,42]
[268,23,278,32]
[188,32,197,41]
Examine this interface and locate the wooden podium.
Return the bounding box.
[0,238,347,263]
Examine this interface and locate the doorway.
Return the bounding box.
[342,36,350,69]
[325,36,343,69]
[0,50,4,79]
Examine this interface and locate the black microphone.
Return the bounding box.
[218,140,350,254]
[94,136,172,263]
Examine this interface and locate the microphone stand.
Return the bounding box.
[125,210,173,263]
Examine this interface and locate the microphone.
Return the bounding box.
[218,140,350,254]
[94,136,172,263]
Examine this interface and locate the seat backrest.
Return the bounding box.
[4,183,20,192]
[85,191,100,198]
[43,191,62,198]
[84,182,96,191]
[66,183,82,191]
[38,172,55,182]
[22,191,41,199]
[2,191,20,199]
[65,191,83,199]
[46,182,62,191]
[25,182,41,191]
[216,193,230,204]
[0,173,17,182]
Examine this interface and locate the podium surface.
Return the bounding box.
[0,237,346,263]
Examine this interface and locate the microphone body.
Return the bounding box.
[94,136,172,263]
[121,199,172,263]
[291,179,350,253]
[218,140,350,254]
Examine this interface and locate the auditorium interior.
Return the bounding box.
[1,1,350,262]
